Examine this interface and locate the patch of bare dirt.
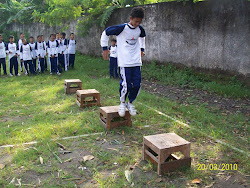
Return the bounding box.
[142,80,250,116]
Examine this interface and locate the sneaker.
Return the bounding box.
[57,72,61,75]
[127,102,137,116]
[50,72,53,75]
[118,103,126,117]
[17,73,21,76]
[9,73,13,77]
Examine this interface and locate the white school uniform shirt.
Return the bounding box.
[56,39,61,54]
[43,41,47,56]
[20,44,33,61]
[47,40,59,57]
[0,42,7,58]
[6,43,18,59]
[60,38,68,54]
[29,43,36,59]
[109,45,117,58]
[35,42,46,58]
[67,39,76,54]
[18,39,23,55]
[101,23,146,67]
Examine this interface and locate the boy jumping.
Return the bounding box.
[100,7,146,117]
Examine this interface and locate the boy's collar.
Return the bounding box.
[127,23,136,29]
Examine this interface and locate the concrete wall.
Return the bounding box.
[8,0,250,76]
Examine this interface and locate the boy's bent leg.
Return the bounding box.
[119,67,133,103]
[128,66,141,103]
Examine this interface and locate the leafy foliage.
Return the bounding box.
[0,0,204,37]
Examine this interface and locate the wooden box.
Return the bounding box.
[64,79,82,94]
[76,89,101,108]
[143,133,191,175]
[99,106,132,130]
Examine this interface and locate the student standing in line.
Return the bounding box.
[18,33,25,73]
[0,34,7,76]
[35,35,46,73]
[109,39,119,79]
[20,39,36,75]
[29,36,37,73]
[68,33,76,69]
[47,34,60,75]
[58,32,68,72]
[6,35,20,76]
[41,35,48,71]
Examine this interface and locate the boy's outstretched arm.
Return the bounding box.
[100,24,126,60]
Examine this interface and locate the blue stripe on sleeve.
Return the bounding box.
[139,25,146,37]
[105,24,126,36]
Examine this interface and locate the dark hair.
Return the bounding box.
[41,35,44,36]
[130,7,145,19]
[111,39,117,42]
[0,34,2,37]
[61,32,66,37]
[20,33,23,36]
[9,35,14,39]
[70,33,74,36]
[29,36,34,39]
[56,33,60,35]
[37,35,41,39]
[50,34,55,37]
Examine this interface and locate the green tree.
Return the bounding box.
[0,0,34,29]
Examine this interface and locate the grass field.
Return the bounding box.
[0,54,249,187]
